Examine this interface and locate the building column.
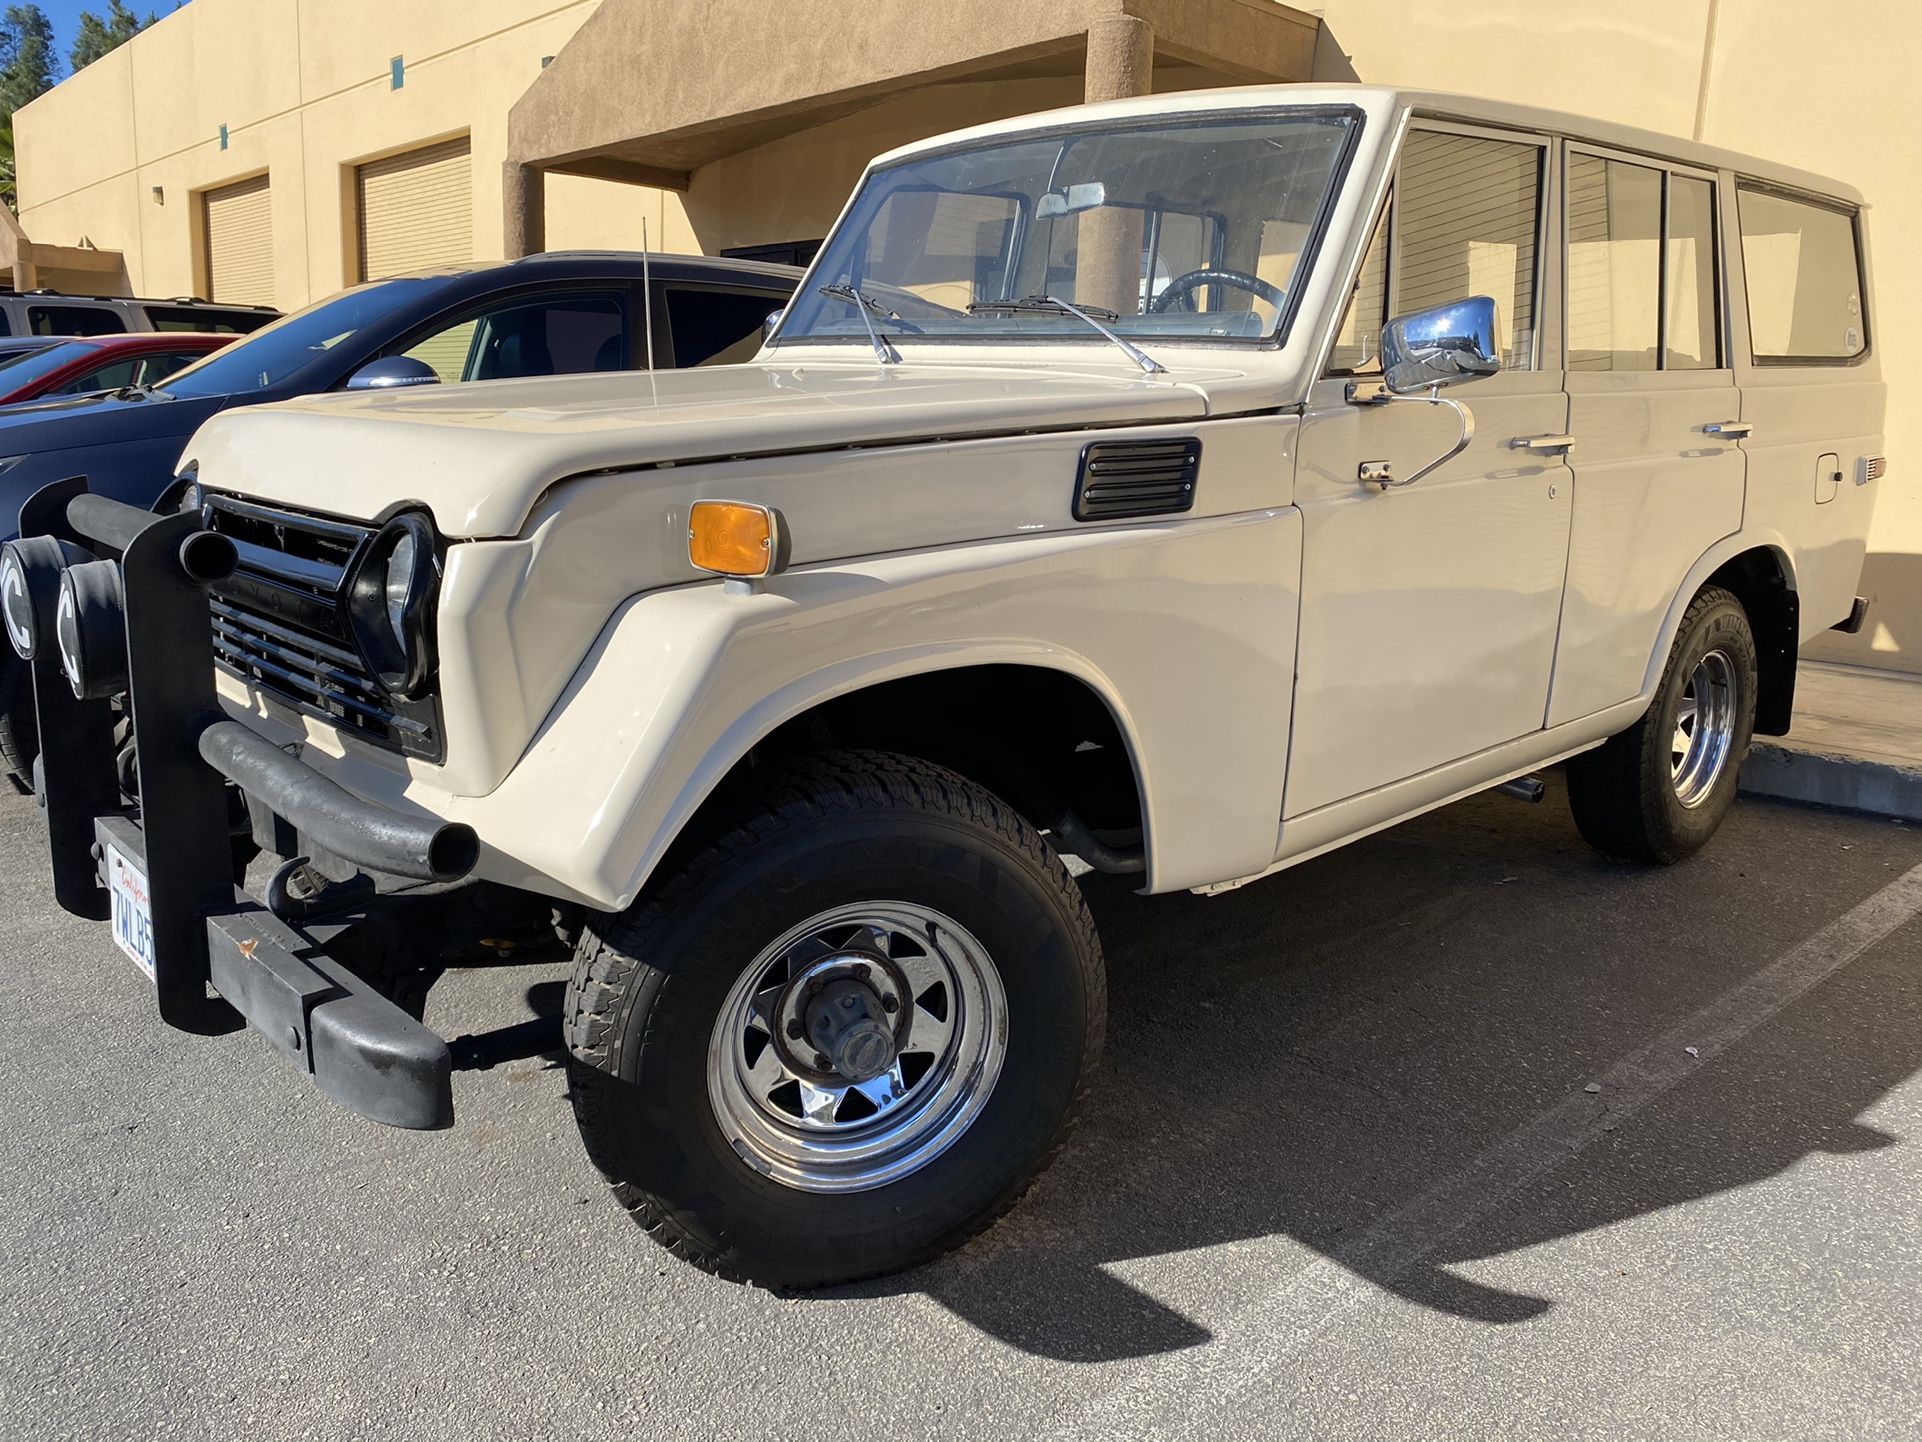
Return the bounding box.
[503,161,546,258]
[1078,15,1153,316]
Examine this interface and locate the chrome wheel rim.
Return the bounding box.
[1671,648,1738,808]
[707,902,1008,1194]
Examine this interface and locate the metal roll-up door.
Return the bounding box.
[356,136,473,282]
[202,174,274,307]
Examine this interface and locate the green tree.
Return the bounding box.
[0,4,55,209]
[0,4,55,121]
[70,0,154,74]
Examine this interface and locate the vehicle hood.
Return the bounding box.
[181,361,1226,538]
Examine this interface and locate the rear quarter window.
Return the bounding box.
[1737,187,1866,363]
[142,305,275,334]
[28,304,128,337]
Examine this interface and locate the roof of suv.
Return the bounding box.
[874,83,1864,206]
[365,251,804,287]
[0,287,279,313]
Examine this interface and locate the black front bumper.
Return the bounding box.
[9,478,471,1130]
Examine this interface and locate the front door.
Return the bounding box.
[1287,124,1573,818]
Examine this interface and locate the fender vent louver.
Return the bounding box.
[1073,438,1201,521]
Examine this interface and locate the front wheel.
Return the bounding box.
[563,751,1105,1286]
[1566,584,1759,864]
[0,653,36,794]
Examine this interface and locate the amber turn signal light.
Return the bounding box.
[688,500,788,579]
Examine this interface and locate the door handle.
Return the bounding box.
[1703,421,1753,438]
[1512,434,1576,453]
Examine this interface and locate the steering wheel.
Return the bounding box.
[1147,267,1286,315]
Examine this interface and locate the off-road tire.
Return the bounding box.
[562,749,1105,1287]
[0,654,36,794]
[1566,585,1758,864]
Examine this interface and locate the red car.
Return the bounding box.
[0,332,232,406]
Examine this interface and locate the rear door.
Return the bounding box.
[1548,145,1745,725]
[1728,185,1883,641]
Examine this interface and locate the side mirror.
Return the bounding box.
[1380,295,1501,395]
[346,355,442,391]
[762,307,785,342]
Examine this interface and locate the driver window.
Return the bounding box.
[1327,203,1389,375]
[1393,130,1542,369]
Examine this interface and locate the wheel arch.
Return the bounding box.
[655,656,1155,890]
[1643,534,1799,736]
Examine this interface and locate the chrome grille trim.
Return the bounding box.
[200,493,444,761]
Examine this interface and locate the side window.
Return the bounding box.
[1566,156,1722,374]
[0,308,12,337]
[1737,187,1866,362]
[1144,210,1221,306]
[53,357,140,395]
[402,292,627,383]
[1395,130,1541,368]
[1666,177,1720,369]
[136,352,213,386]
[665,288,784,369]
[143,305,270,334]
[29,304,128,337]
[1327,201,1389,374]
[1566,154,1662,371]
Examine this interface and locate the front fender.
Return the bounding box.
[454,510,1301,908]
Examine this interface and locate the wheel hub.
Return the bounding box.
[770,954,910,1084]
[707,904,1009,1194]
[806,977,897,1082]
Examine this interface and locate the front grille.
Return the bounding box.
[200,493,443,761]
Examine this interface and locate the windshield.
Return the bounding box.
[158,278,447,397]
[0,343,86,387]
[777,108,1356,349]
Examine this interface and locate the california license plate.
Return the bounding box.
[106,846,157,982]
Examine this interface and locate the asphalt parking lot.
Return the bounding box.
[3,777,1919,1442]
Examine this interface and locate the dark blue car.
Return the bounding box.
[0,251,798,784]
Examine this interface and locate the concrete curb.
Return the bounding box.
[1741,742,1922,823]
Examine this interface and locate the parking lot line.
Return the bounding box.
[1059,858,1922,1441]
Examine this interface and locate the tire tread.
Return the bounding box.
[562,749,1104,1285]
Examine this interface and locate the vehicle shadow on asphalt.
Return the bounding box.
[446,979,567,1072]
[830,785,1922,1362]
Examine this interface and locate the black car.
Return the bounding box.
[0,251,798,785]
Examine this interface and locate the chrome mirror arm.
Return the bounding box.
[1350,383,1477,492]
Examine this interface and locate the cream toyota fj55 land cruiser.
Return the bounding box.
[4,86,1883,1286]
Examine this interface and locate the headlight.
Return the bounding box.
[347,512,439,696]
[54,560,128,700]
[2,535,95,662]
[1,544,34,658]
[383,527,416,640]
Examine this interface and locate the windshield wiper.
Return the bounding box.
[818,283,900,365]
[966,294,1164,376]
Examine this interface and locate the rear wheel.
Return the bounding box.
[1566,585,1758,863]
[563,750,1105,1286]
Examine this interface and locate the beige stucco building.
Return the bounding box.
[9,0,1918,674]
